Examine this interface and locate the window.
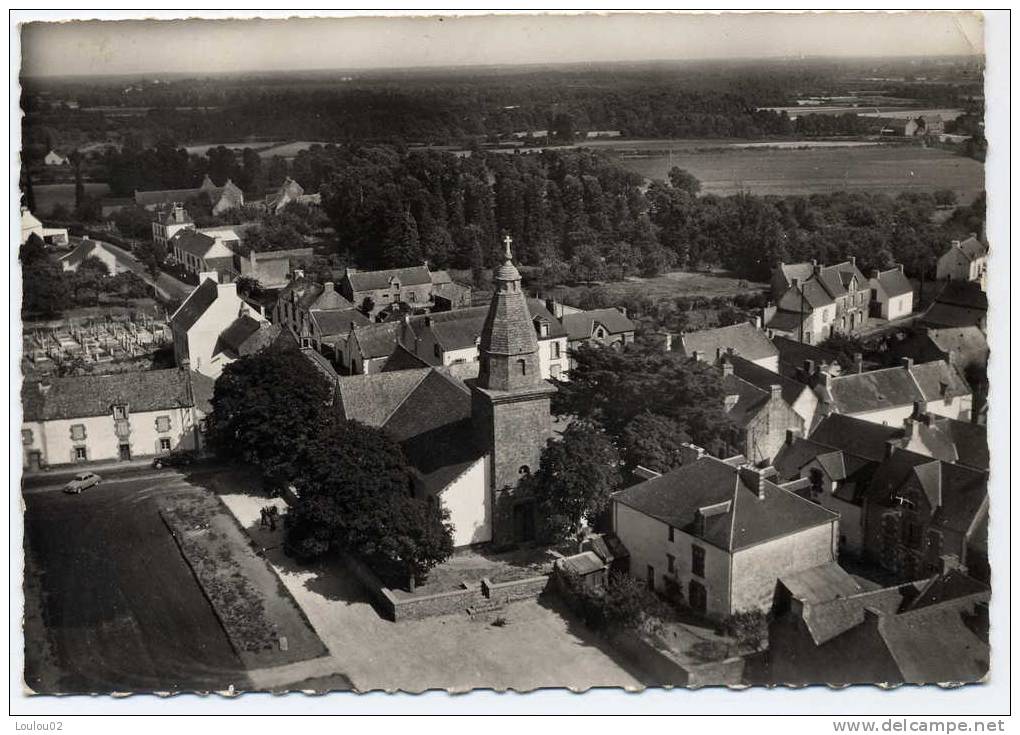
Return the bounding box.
[517,358,527,375]
[410,291,417,302]
[74,446,87,461]
[904,521,923,550]
[159,437,172,452]
[70,424,87,441]
[667,554,676,574]
[434,344,442,359]
[553,341,561,359]
[155,416,171,433]
[692,545,705,577]
[21,429,32,446]
[668,526,675,543]
[113,405,128,419]
[539,322,549,337]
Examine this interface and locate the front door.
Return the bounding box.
[118,443,131,461]
[689,580,707,613]
[512,501,536,543]
[27,451,41,471]
[646,565,655,591]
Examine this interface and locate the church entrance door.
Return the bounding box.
[512,501,536,543]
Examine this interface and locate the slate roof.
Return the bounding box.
[561,308,636,341]
[135,187,207,207]
[823,360,969,414]
[773,336,839,379]
[871,267,914,299]
[382,345,432,372]
[352,322,401,359]
[310,308,370,338]
[216,316,279,357]
[728,355,806,407]
[680,322,779,364]
[779,562,863,606]
[920,303,987,329]
[808,414,901,462]
[189,370,216,415]
[172,230,233,259]
[795,570,989,683]
[917,416,988,471]
[169,278,219,332]
[346,265,433,292]
[722,373,771,427]
[766,310,808,334]
[57,239,112,269]
[480,278,540,356]
[337,369,432,427]
[953,235,989,262]
[612,455,837,552]
[932,280,988,311]
[297,283,355,311]
[22,368,194,421]
[556,551,607,577]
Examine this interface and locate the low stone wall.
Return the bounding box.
[342,554,553,622]
[609,629,690,687]
[482,575,551,604]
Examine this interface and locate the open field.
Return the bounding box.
[615,145,984,202]
[32,182,110,216]
[545,270,768,306]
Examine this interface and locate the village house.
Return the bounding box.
[134,175,245,215]
[611,444,839,619]
[727,354,819,432]
[21,366,203,469]
[718,358,803,464]
[814,357,972,426]
[868,265,914,321]
[862,448,988,582]
[771,335,842,382]
[170,272,277,379]
[765,258,870,344]
[680,321,780,372]
[169,229,240,281]
[769,562,988,685]
[273,278,370,356]
[774,409,987,558]
[545,302,636,367]
[264,176,321,213]
[335,238,558,547]
[236,247,315,289]
[151,204,195,251]
[57,238,128,274]
[936,234,988,290]
[338,264,471,317]
[43,149,69,166]
[888,325,988,379]
[20,207,69,246]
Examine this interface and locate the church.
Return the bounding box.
[335,237,558,548]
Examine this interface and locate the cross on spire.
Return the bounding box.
[503,234,513,261]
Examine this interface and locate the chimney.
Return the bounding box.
[753,315,762,329]
[769,384,783,401]
[912,400,926,420]
[790,277,800,288]
[901,357,914,371]
[785,428,800,446]
[662,333,673,352]
[679,443,705,466]
[885,442,896,459]
[898,263,905,273]
[849,256,856,267]
[870,269,880,280]
[939,554,966,576]
[199,270,218,284]
[721,360,734,377]
[818,372,832,388]
[739,465,767,500]
[853,352,863,374]
[691,350,703,363]
[812,260,822,276]
[38,380,51,395]
[324,281,334,292]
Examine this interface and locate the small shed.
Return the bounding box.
[554,551,608,592]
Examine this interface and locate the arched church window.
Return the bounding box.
[517,359,527,375]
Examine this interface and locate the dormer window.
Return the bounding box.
[538,321,549,337]
[113,405,128,420]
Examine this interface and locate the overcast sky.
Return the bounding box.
[19,11,984,78]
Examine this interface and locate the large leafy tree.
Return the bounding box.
[284,418,453,588]
[554,342,732,448]
[524,420,621,542]
[619,412,692,474]
[206,350,333,484]
[20,234,71,316]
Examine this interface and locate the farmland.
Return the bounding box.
[545,270,768,306]
[32,182,110,214]
[614,144,984,202]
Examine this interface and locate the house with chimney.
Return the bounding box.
[333,237,559,547]
[868,264,914,321]
[236,247,315,289]
[134,175,245,215]
[58,238,129,275]
[936,235,988,290]
[556,306,637,361]
[611,445,839,618]
[21,367,204,469]
[679,321,779,372]
[769,562,989,685]
[264,177,321,213]
[20,207,69,246]
[338,264,471,317]
[152,204,196,251]
[765,258,871,344]
[813,357,972,427]
[919,280,987,331]
[273,278,370,355]
[718,357,805,464]
[170,272,277,379]
[169,229,240,281]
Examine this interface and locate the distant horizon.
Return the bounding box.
[19,12,984,78]
[19,52,986,82]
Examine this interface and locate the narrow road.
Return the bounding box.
[88,237,194,301]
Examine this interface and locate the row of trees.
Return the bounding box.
[207,350,454,589]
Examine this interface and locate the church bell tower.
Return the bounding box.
[472,236,556,546]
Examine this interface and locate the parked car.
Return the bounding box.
[152,451,196,469]
[63,472,101,494]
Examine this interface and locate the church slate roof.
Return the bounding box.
[479,281,539,356]
[22,368,194,421]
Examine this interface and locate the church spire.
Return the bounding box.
[477,235,541,392]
